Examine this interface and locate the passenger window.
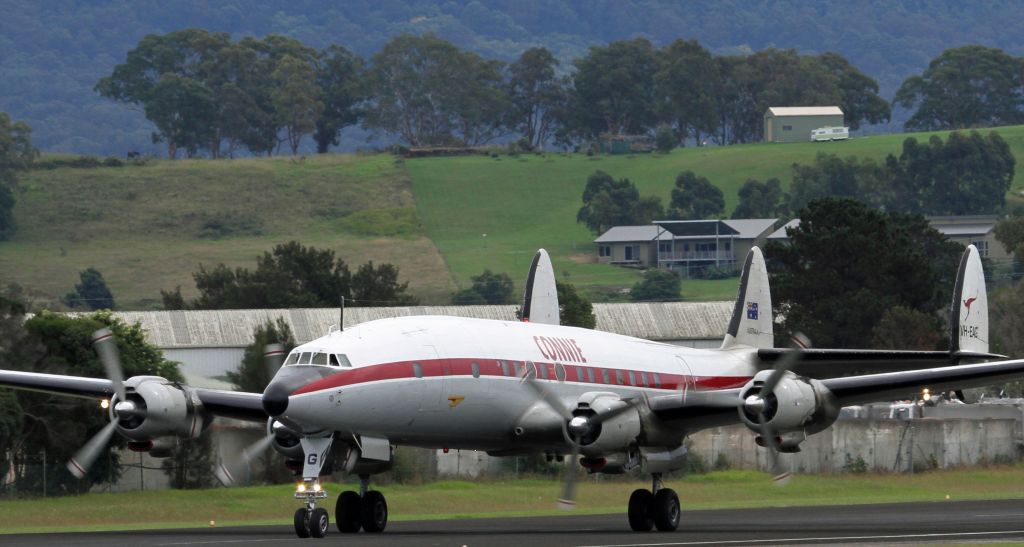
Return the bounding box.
[615,370,624,385]
[312,352,328,365]
[555,363,566,381]
[653,373,662,389]
[337,354,352,368]
[499,360,509,376]
[413,363,423,378]
[628,371,636,385]
[601,369,610,384]
[587,368,595,383]
[641,373,649,387]
[532,361,547,379]
[471,362,480,378]
[299,352,312,365]
[285,352,299,365]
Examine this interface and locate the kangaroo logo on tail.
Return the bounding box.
[963,295,978,322]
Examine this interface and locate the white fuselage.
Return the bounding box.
[277,316,758,452]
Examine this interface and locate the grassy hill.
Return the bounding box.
[4,126,1024,309]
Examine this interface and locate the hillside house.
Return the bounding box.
[764,106,844,143]
[595,219,778,276]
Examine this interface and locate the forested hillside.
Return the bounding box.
[4,0,1024,155]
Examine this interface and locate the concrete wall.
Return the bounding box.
[689,417,1022,474]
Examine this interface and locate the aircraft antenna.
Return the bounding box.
[339,296,345,331]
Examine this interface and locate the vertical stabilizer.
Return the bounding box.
[721,247,774,349]
[521,249,560,325]
[950,244,989,355]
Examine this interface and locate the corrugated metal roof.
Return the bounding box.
[722,219,778,239]
[594,225,667,243]
[105,302,733,348]
[766,106,843,117]
[932,224,994,236]
[768,219,800,239]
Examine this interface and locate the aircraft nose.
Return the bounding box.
[262,381,290,416]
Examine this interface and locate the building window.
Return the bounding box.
[782,125,793,131]
[658,241,671,253]
[624,245,640,261]
[599,245,611,257]
[972,240,989,257]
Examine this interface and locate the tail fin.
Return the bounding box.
[521,249,559,325]
[721,247,774,349]
[950,244,988,355]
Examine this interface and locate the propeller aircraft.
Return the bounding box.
[3,244,1024,538]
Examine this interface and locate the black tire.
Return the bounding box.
[652,488,680,532]
[309,507,329,538]
[360,490,388,533]
[627,489,654,532]
[293,508,310,538]
[336,491,362,533]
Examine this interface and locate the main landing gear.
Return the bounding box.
[627,473,680,532]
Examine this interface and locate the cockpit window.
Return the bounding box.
[337,354,352,368]
[298,352,312,365]
[285,352,299,365]
[311,352,328,366]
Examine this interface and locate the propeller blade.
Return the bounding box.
[591,396,644,425]
[67,420,118,479]
[557,443,581,510]
[760,332,810,394]
[216,434,275,486]
[264,343,286,378]
[519,368,573,421]
[93,328,125,401]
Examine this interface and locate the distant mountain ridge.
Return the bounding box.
[3,0,1024,155]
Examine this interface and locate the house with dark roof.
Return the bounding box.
[594,219,778,275]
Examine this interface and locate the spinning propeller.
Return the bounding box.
[519,366,644,509]
[68,329,139,479]
[215,344,287,486]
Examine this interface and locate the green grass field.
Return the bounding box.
[406,126,1024,296]
[2,466,1023,533]
[5,126,1024,309]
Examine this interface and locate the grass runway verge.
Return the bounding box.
[2,466,1023,534]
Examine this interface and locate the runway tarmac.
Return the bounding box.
[3,498,1023,546]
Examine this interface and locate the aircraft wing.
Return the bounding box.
[649,357,1024,428]
[758,348,1004,377]
[0,369,267,422]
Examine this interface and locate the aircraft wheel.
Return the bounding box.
[293,508,311,538]
[336,490,362,533]
[309,507,329,538]
[627,488,654,531]
[652,488,680,532]
[360,490,388,533]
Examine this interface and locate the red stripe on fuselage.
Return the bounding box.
[289,357,750,396]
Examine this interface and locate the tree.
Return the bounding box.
[871,306,943,350]
[0,112,36,240]
[351,262,418,306]
[630,269,681,302]
[145,74,218,159]
[364,34,508,146]
[733,178,782,219]
[577,170,663,235]
[894,45,1024,131]
[817,52,891,130]
[556,281,595,329]
[654,124,675,153]
[313,45,364,154]
[271,54,323,155]
[669,171,723,220]
[453,270,515,305]
[227,318,296,393]
[63,267,115,310]
[988,283,1024,396]
[15,311,181,494]
[569,38,660,138]
[767,198,961,348]
[508,47,568,149]
[786,153,889,212]
[655,39,719,145]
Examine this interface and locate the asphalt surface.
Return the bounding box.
[3,498,1024,546]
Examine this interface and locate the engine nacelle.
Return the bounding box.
[571,393,642,458]
[268,418,303,460]
[113,376,208,442]
[738,371,839,446]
